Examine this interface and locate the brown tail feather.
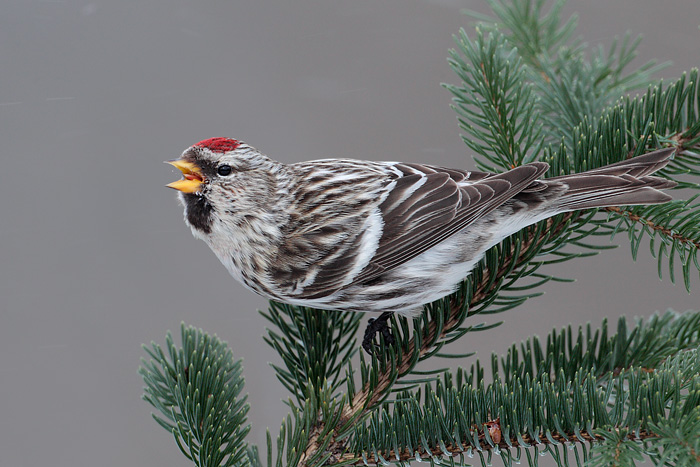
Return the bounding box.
[551,148,677,210]
[549,148,677,180]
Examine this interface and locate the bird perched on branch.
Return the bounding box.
[167,137,676,352]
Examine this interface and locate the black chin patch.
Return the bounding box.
[183,193,214,234]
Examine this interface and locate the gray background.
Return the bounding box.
[1,1,699,466]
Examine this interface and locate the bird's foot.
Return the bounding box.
[362,311,395,354]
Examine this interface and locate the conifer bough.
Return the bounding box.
[142,0,700,465]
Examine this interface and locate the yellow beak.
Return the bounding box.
[166,160,204,193]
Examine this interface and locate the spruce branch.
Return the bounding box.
[261,302,362,408]
[646,407,700,465]
[463,0,578,66]
[444,28,544,170]
[140,324,252,467]
[534,69,700,289]
[348,313,700,466]
[604,201,700,290]
[465,0,667,149]
[497,311,700,386]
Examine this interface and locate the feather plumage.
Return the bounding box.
[169,140,676,315]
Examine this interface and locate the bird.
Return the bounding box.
[166,137,676,352]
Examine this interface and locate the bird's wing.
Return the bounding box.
[269,160,398,300]
[271,160,548,300]
[350,162,549,284]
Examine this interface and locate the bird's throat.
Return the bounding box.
[183,193,214,234]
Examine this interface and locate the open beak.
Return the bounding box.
[166,160,204,193]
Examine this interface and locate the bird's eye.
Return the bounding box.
[217,165,233,176]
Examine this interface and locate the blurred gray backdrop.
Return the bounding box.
[1,1,699,466]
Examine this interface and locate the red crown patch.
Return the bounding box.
[194,137,241,153]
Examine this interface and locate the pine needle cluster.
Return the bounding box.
[140,1,700,466]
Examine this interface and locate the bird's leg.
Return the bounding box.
[362,311,396,354]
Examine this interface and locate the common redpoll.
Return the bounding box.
[167,138,675,348]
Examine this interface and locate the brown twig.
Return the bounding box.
[335,427,659,465]
[604,206,700,249]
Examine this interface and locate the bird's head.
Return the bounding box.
[167,137,285,237]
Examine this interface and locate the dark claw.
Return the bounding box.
[362,311,395,354]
